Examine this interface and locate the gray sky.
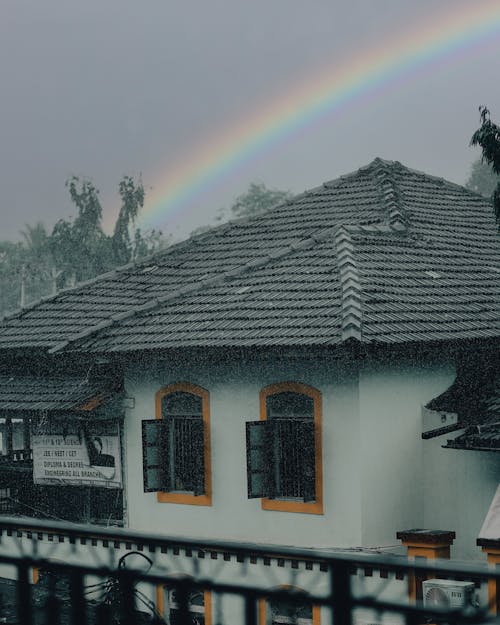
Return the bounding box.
[1,0,500,241]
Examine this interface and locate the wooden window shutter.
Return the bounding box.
[142,419,171,493]
[301,420,316,502]
[246,420,273,498]
[191,418,206,496]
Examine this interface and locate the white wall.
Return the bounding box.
[123,346,496,560]
[423,434,500,561]
[123,349,363,549]
[358,352,456,549]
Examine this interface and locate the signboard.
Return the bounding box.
[32,420,122,489]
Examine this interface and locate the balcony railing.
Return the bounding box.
[0,517,496,625]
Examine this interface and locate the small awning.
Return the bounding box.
[444,423,500,451]
[422,358,500,441]
[0,375,121,412]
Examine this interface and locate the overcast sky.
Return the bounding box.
[1,0,500,241]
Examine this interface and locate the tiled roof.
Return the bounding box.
[0,375,118,411]
[0,158,498,353]
[424,362,500,443]
[445,422,500,452]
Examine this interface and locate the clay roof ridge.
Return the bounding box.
[372,158,410,231]
[334,217,417,344]
[48,224,344,354]
[334,226,363,342]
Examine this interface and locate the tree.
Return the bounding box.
[20,222,57,300]
[50,175,166,289]
[229,182,292,219]
[51,177,109,284]
[0,241,25,314]
[470,106,500,223]
[0,175,169,315]
[465,158,500,197]
[112,176,145,265]
[190,182,293,237]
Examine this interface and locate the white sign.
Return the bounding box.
[32,420,122,489]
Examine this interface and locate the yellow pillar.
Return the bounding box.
[397,530,455,602]
[478,541,500,614]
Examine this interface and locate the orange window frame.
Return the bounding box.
[259,382,323,515]
[156,585,212,625]
[258,587,320,625]
[155,382,212,506]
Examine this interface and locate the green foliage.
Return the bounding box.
[470,106,500,223]
[113,176,145,264]
[229,182,292,219]
[0,176,168,315]
[465,159,500,197]
[190,182,292,237]
[54,177,109,283]
[0,241,25,314]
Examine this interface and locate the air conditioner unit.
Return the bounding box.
[422,579,475,610]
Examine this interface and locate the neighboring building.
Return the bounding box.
[0,158,498,591]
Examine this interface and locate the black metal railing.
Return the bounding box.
[0,517,497,625]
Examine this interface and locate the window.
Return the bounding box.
[142,382,211,506]
[246,382,323,514]
[156,584,212,625]
[259,589,320,625]
[0,417,31,461]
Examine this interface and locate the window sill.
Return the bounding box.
[261,498,323,515]
[157,492,212,506]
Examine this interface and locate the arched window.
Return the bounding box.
[142,383,211,506]
[246,382,323,514]
[156,578,212,625]
[259,587,320,625]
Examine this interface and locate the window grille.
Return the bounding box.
[246,388,317,503]
[269,598,313,625]
[168,588,206,625]
[143,386,208,497]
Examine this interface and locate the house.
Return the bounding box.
[0,158,498,619]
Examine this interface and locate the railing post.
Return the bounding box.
[17,561,32,625]
[177,580,189,625]
[331,561,351,625]
[70,569,86,625]
[44,570,61,625]
[118,569,136,625]
[245,594,258,625]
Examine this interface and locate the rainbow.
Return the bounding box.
[138,1,500,232]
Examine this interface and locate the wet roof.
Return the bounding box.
[0,158,498,353]
[0,375,118,411]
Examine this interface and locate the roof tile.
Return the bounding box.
[0,158,498,352]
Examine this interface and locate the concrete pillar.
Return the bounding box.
[397,529,455,602]
[477,539,500,614]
